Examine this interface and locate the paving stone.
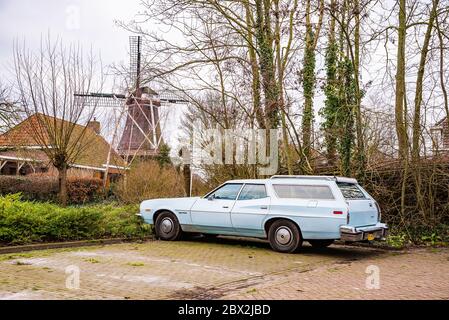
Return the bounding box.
[0,239,447,300]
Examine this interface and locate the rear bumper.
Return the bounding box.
[340,223,388,242]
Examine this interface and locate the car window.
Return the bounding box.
[337,182,367,199]
[238,184,267,200]
[273,184,334,200]
[209,183,243,200]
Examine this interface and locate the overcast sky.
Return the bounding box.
[0,0,189,152]
[0,0,142,89]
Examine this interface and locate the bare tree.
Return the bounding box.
[118,0,301,177]
[0,82,18,131]
[13,38,103,206]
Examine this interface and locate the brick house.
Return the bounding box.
[430,117,449,152]
[0,113,127,184]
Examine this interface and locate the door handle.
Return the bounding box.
[260,206,268,209]
[307,201,318,208]
[222,206,229,208]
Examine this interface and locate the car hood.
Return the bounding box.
[140,197,201,212]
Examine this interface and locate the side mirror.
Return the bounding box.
[207,194,215,201]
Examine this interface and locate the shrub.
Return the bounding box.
[66,177,103,204]
[363,165,449,244]
[0,193,150,245]
[113,160,185,204]
[0,175,103,204]
[0,175,57,202]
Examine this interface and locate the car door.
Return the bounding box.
[230,184,270,237]
[270,183,342,239]
[190,183,243,234]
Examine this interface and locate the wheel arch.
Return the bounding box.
[264,217,303,238]
[153,208,177,224]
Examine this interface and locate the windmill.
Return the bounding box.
[75,36,188,166]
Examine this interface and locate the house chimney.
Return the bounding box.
[87,118,101,134]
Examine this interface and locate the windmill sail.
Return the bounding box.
[129,36,141,90]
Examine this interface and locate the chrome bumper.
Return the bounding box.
[340,223,388,242]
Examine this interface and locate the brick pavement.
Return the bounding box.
[0,237,447,300]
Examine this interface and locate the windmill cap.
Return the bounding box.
[140,86,158,96]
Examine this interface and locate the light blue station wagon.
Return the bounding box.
[139,175,388,253]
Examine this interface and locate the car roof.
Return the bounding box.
[226,179,269,184]
[226,176,358,185]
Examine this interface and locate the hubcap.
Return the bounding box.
[160,218,174,234]
[275,227,292,245]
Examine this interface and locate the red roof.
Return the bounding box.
[0,113,127,170]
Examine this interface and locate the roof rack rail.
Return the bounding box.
[270,175,358,184]
[270,175,334,181]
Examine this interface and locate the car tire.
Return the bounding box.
[268,219,302,253]
[155,211,182,241]
[308,239,334,248]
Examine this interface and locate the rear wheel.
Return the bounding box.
[155,211,182,241]
[268,220,302,253]
[309,239,334,248]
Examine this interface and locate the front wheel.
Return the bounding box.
[308,239,334,248]
[155,211,182,241]
[268,220,302,253]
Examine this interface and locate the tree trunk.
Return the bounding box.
[353,0,366,181]
[411,0,439,220]
[395,0,408,161]
[394,0,408,216]
[411,0,439,163]
[436,14,449,122]
[323,0,338,166]
[58,164,68,207]
[183,163,191,196]
[322,0,338,166]
[244,1,264,130]
[301,0,315,161]
[273,0,293,174]
[255,0,279,130]
[336,0,355,177]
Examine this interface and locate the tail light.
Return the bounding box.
[374,202,381,222]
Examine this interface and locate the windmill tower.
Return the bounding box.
[118,36,160,158]
[75,36,188,163]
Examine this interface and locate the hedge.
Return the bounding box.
[0,194,150,245]
[0,175,103,204]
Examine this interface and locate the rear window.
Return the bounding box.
[337,182,367,199]
[273,184,334,200]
